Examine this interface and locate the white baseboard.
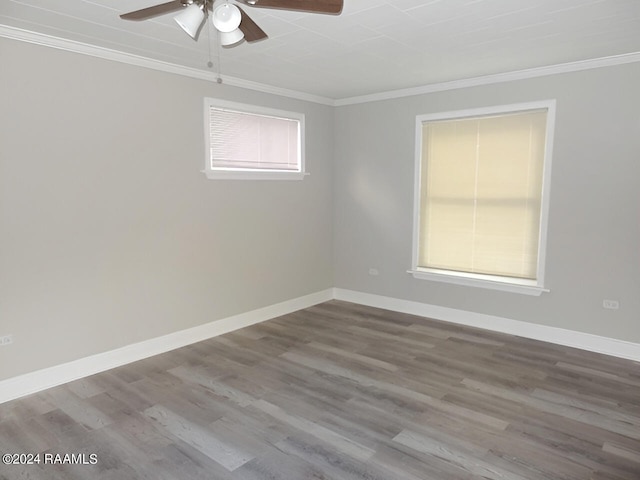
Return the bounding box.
[0,289,333,405]
[3,287,638,405]
[333,288,640,362]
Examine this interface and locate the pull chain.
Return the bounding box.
[205,0,222,83]
[215,29,222,83]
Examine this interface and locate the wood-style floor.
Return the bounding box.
[1,300,639,479]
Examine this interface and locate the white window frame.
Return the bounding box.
[410,100,556,296]
[203,98,306,180]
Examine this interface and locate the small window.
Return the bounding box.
[411,101,555,295]
[203,98,305,180]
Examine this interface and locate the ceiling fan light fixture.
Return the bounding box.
[219,28,245,46]
[212,2,242,33]
[121,0,344,47]
[174,3,205,39]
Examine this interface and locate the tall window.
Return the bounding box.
[204,98,305,180]
[411,101,555,295]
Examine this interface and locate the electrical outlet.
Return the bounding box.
[0,334,13,346]
[602,300,619,310]
[368,268,379,276]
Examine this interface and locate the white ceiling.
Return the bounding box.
[2,0,640,100]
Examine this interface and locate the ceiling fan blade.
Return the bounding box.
[237,6,268,43]
[237,0,343,14]
[120,1,185,21]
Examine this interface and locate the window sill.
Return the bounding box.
[202,170,309,181]
[408,268,549,296]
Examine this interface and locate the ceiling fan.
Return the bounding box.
[120,0,344,47]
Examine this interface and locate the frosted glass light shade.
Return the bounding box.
[174,4,205,39]
[220,28,244,46]
[212,3,242,33]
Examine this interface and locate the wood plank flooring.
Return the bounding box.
[1,300,639,479]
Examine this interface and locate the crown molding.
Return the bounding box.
[334,51,640,106]
[3,24,640,108]
[0,25,335,106]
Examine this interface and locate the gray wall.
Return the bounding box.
[333,62,640,344]
[2,36,638,384]
[0,38,334,381]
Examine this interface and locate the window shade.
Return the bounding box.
[209,107,300,171]
[418,110,547,280]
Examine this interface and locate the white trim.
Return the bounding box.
[408,269,548,296]
[203,170,308,181]
[2,287,638,404]
[0,289,333,405]
[335,52,640,106]
[411,101,555,295]
[537,100,556,288]
[2,25,640,107]
[0,25,334,106]
[333,289,640,363]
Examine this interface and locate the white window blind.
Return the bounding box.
[208,107,301,172]
[418,109,548,281]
